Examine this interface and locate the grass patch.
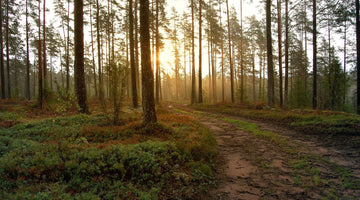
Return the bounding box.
[221,117,288,146]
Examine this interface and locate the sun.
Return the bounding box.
[159,45,175,75]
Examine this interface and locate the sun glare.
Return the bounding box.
[159,47,175,75]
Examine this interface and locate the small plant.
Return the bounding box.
[260,161,271,169]
[55,87,79,115]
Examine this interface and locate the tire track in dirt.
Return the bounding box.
[171,104,360,200]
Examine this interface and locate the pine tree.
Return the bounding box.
[38,0,43,108]
[356,0,360,114]
[190,0,196,104]
[5,0,10,98]
[74,0,89,113]
[284,0,289,107]
[226,0,234,103]
[266,0,274,106]
[140,0,157,123]
[198,0,203,103]
[129,0,138,107]
[312,0,317,109]
[25,0,31,100]
[277,0,283,107]
[0,0,5,99]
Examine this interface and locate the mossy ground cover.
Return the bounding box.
[0,100,217,199]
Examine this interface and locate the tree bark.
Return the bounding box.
[277,0,283,107]
[240,0,244,103]
[135,0,140,97]
[25,0,31,100]
[74,0,88,114]
[66,0,70,91]
[184,36,187,99]
[284,0,289,107]
[191,0,196,104]
[89,3,97,96]
[226,0,235,103]
[155,0,160,103]
[0,0,4,99]
[226,0,234,103]
[140,0,157,123]
[252,52,256,102]
[38,0,43,108]
[6,0,10,98]
[43,0,47,89]
[38,39,43,108]
[266,0,275,107]
[312,0,317,110]
[198,0,203,103]
[96,0,104,100]
[356,0,360,114]
[129,0,138,107]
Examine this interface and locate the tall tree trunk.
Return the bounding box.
[6,0,10,98]
[126,21,130,98]
[0,0,6,99]
[198,0,203,103]
[50,56,53,90]
[304,0,308,94]
[184,37,187,99]
[135,0,140,97]
[0,0,4,99]
[343,21,347,105]
[155,0,160,103]
[277,0,283,107]
[90,3,97,96]
[226,0,234,103]
[38,0,43,108]
[219,0,224,102]
[25,0,31,100]
[211,36,216,103]
[259,53,262,100]
[356,0,360,114]
[96,0,104,100]
[266,0,275,107]
[208,36,211,101]
[252,52,256,102]
[191,0,196,104]
[74,0,88,113]
[240,0,244,103]
[43,0,47,89]
[140,0,157,123]
[312,0,317,110]
[129,0,138,107]
[284,0,289,107]
[66,0,70,91]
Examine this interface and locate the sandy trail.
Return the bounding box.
[172,105,360,200]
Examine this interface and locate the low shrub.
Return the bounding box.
[0,108,217,199]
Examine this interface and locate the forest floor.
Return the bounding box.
[169,103,360,200]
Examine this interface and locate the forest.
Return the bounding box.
[0,0,358,112]
[1,0,360,199]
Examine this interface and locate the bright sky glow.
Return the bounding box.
[161,0,262,77]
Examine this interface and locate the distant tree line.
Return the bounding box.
[0,0,359,115]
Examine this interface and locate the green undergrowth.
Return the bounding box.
[0,107,217,199]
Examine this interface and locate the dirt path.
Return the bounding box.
[170,104,360,200]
